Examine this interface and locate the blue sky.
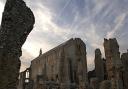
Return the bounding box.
[0,0,128,71]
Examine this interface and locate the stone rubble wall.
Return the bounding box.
[0,0,35,89]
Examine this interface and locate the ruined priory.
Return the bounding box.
[0,0,128,89]
[17,38,128,89]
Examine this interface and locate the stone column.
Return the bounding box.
[0,0,35,89]
[103,38,123,89]
[121,51,128,89]
[75,38,89,89]
[94,49,104,82]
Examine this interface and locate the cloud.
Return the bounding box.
[87,55,95,71]
[106,13,127,38]
[0,1,4,24]
[0,0,128,71]
[57,0,72,18]
[22,4,73,57]
[20,49,34,72]
[0,0,6,4]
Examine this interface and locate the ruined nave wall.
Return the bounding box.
[30,38,88,88]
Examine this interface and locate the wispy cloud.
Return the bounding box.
[0,2,4,23]
[106,13,127,38]
[20,49,34,72]
[0,0,128,71]
[57,0,72,21]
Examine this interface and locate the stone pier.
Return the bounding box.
[94,49,104,82]
[0,0,35,88]
[121,51,128,89]
[103,38,123,89]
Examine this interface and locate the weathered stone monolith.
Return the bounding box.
[94,49,104,82]
[0,0,35,89]
[121,51,128,89]
[103,38,123,89]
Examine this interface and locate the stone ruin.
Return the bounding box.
[121,51,128,89]
[0,0,35,89]
[0,0,128,89]
[89,49,106,89]
[103,38,123,89]
[86,38,128,89]
[17,38,89,89]
[17,38,128,89]
[94,49,104,82]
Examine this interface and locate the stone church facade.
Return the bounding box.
[17,38,89,89]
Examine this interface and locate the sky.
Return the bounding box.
[0,0,128,72]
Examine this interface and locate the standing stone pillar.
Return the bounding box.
[103,38,123,89]
[121,51,128,89]
[94,49,104,82]
[0,0,35,89]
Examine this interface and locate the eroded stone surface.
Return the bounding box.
[121,52,128,89]
[100,80,111,89]
[90,77,99,89]
[103,38,123,89]
[94,49,104,82]
[0,0,35,89]
[17,37,128,89]
[18,38,89,89]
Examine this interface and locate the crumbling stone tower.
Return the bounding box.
[0,0,35,89]
[121,51,128,89]
[94,49,104,82]
[103,38,123,89]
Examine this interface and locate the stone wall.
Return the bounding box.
[17,38,128,89]
[18,38,89,89]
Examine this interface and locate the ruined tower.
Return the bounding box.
[94,49,104,82]
[103,38,123,89]
[0,0,35,88]
[121,51,128,89]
